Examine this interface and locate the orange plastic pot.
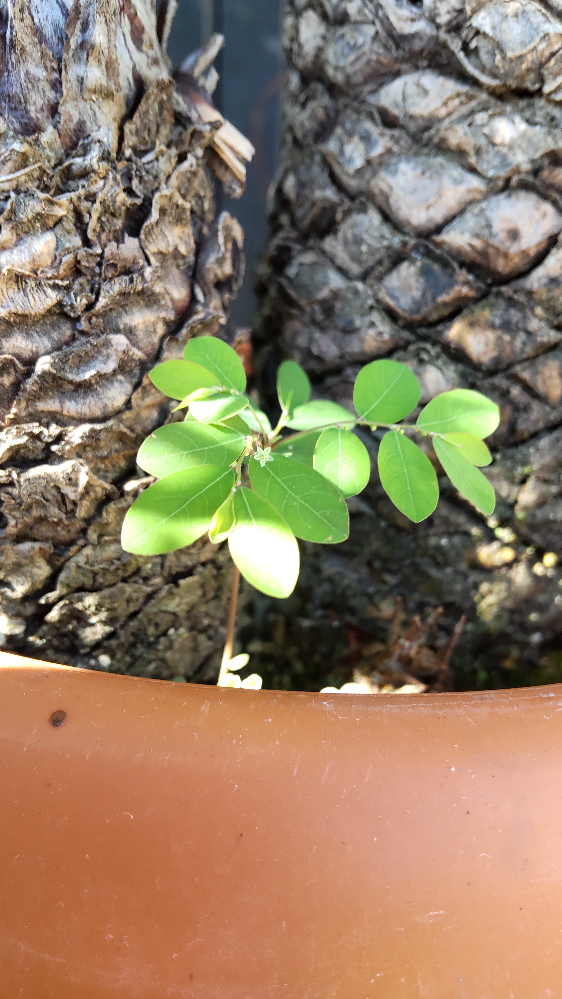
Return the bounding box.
[1,651,562,998]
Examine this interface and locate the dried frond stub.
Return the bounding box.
[174,34,255,197]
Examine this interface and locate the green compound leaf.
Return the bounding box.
[184,335,246,393]
[229,487,300,598]
[149,360,218,400]
[313,428,371,498]
[275,431,322,467]
[353,359,420,424]
[417,389,500,439]
[190,392,249,424]
[277,360,311,413]
[433,437,496,516]
[440,432,492,467]
[250,453,349,544]
[137,423,245,478]
[286,400,354,431]
[121,466,234,555]
[378,431,439,523]
[209,492,236,544]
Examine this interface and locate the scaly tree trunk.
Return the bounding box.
[0,0,250,679]
[254,0,562,689]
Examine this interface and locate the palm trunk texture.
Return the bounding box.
[0,0,249,679]
[254,0,562,689]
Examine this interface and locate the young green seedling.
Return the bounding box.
[121,337,500,685]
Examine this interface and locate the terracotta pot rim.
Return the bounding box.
[1,649,559,708]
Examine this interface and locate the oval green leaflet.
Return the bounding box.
[249,452,349,544]
[184,335,246,393]
[277,360,311,413]
[149,360,218,401]
[219,671,263,689]
[274,431,322,467]
[239,674,263,689]
[229,487,300,599]
[286,400,354,431]
[313,428,371,498]
[137,423,245,478]
[209,493,236,544]
[439,433,492,467]
[378,431,439,523]
[190,392,249,425]
[433,437,495,516]
[354,359,420,425]
[417,389,500,438]
[239,403,272,436]
[121,466,234,555]
[225,653,250,672]
[219,414,254,433]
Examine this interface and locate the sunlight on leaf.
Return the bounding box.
[274,431,321,466]
[218,673,242,688]
[440,432,492,466]
[241,674,263,689]
[220,414,253,433]
[417,389,500,438]
[378,431,439,523]
[277,360,311,413]
[227,653,250,672]
[250,453,349,543]
[229,487,300,598]
[286,400,354,431]
[313,428,371,498]
[121,466,234,555]
[190,393,249,424]
[433,437,496,516]
[184,336,246,393]
[209,493,236,544]
[354,359,420,424]
[137,423,244,477]
[240,403,272,435]
[149,360,218,400]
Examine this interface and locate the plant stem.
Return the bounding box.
[270,420,443,449]
[218,564,241,685]
[268,410,289,441]
[243,399,268,439]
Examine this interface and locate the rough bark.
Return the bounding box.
[255,0,562,688]
[0,1,249,680]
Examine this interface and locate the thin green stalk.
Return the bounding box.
[268,410,289,441]
[243,399,268,440]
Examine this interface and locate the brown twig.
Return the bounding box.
[387,596,405,649]
[389,605,443,670]
[174,40,255,188]
[441,614,467,669]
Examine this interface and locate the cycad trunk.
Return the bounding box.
[0,0,247,679]
[255,0,562,688]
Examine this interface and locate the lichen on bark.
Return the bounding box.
[0,1,249,679]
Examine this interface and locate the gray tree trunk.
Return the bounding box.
[0,0,247,680]
[254,0,562,689]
